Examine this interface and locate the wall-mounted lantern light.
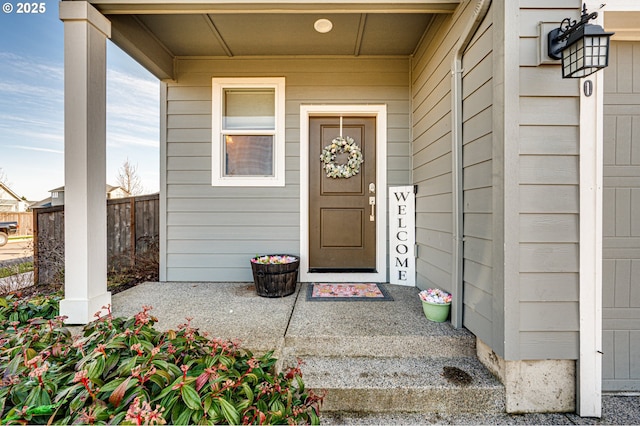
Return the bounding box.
[547,4,614,78]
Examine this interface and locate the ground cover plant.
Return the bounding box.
[0,294,61,324]
[0,301,323,425]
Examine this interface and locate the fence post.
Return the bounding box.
[130,197,136,267]
[33,209,39,284]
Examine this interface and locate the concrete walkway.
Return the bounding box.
[0,239,33,266]
[111,282,639,425]
[320,394,640,425]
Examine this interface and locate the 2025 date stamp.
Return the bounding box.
[2,2,47,14]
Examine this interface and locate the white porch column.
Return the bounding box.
[59,1,111,324]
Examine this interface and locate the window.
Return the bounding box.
[212,78,285,186]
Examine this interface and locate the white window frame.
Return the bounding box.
[211,77,286,187]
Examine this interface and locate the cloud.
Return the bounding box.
[106,68,159,151]
[7,145,64,154]
[5,128,63,144]
[0,81,62,98]
[0,52,64,142]
[0,111,64,151]
[107,69,158,99]
[0,52,63,82]
[108,132,159,149]
[0,113,62,131]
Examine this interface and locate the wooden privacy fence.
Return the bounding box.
[33,194,159,284]
[0,212,33,236]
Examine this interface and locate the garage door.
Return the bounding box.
[602,41,640,392]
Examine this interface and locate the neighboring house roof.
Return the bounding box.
[29,198,52,209]
[0,182,30,212]
[49,185,131,196]
[106,185,131,196]
[0,182,23,202]
[35,185,132,207]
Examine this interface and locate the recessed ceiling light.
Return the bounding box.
[314,18,333,33]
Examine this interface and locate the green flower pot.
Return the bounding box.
[422,301,451,322]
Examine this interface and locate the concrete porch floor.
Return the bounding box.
[111,281,472,356]
[110,282,640,424]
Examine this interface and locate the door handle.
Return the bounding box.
[369,196,375,222]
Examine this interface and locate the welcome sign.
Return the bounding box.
[389,186,415,286]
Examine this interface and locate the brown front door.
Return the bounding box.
[309,116,376,272]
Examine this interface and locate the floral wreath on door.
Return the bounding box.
[320,136,364,178]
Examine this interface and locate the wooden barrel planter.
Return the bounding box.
[250,255,300,298]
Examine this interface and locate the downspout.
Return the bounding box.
[451,0,491,329]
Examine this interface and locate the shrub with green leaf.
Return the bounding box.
[0,294,61,324]
[0,303,324,425]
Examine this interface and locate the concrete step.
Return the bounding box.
[285,284,478,360]
[284,333,477,358]
[281,285,504,415]
[288,355,505,414]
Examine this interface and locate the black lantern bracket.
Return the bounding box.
[548,4,599,60]
[546,3,614,79]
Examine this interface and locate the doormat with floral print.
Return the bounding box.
[306,283,393,301]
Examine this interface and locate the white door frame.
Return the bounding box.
[300,105,387,283]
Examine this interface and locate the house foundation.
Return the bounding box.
[477,339,576,413]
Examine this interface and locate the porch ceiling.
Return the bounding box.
[82,1,461,80]
[131,13,435,57]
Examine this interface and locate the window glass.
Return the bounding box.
[223,89,275,130]
[224,135,274,176]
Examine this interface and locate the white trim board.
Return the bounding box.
[299,105,388,283]
[578,0,640,417]
[578,58,603,418]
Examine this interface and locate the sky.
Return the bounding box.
[0,1,159,201]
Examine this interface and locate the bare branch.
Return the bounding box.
[115,158,145,196]
[0,168,8,185]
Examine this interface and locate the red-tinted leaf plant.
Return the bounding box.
[0,301,324,425]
